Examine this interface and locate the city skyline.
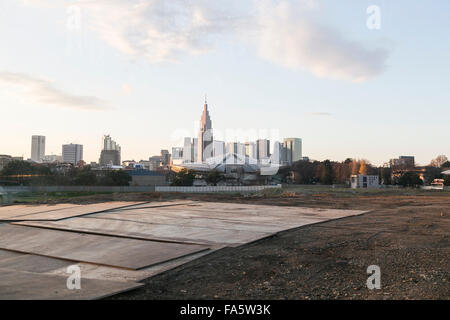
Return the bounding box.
[0,1,449,165]
[2,97,447,167]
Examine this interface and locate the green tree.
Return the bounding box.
[171,169,195,186]
[73,166,97,186]
[99,170,131,186]
[205,170,224,186]
[291,160,319,184]
[318,160,334,185]
[379,167,392,185]
[0,161,53,186]
[398,172,423,187]
[444,175,450,186]
[424,166,443,185]
[441,161,450,168]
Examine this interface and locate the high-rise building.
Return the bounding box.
[148,155,162,170]
[256,139,270,160]
[99,150,121,166]
[172,147,183,165]
[192,138,198,162]
[161,149,171,166]
[183,137,193,163]
[100,135,121,166]
[197,98,213,162]
[283,138,302,164]
[31,135,45,163]
[172,147,183,160]
[270,141,284,165]
[213,141,226,159]
[226,142,246,157]
[245,142,257,160]
[62,143,83,165]
[102,135,121,152]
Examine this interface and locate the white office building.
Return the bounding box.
[270,141,284,165]
[213,141,226,159]
[62,143,83,165]
[31,135,45,163]
[350,175,380,189]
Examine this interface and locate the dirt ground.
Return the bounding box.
[7,187,450,299]
[106,189,449,300]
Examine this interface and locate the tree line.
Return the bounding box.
[0,161,131,186]
[290,158,450,187]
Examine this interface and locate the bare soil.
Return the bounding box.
[107,189,449,300]
[8,188,449,299]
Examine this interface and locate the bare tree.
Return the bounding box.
[430,155,448,168]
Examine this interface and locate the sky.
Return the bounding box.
[0,0,449,166]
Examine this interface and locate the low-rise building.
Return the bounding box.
[390,156,415,169]
[128,170,168,186]
[0,155,12,171]
[42,155,62,163]
[350,174,380,189]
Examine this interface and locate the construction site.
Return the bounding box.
[0,186,448,300]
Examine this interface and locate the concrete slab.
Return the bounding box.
[0,201,368,299]
[46,249,221,283]
[94,209,328,227]
[0,249,26,262]
[1,202,145,221]
[15,218,273,246]
[0,224,209,269]
[170,202,366,219]
[0,204,78,220]
[0,253,73,273]
[0,268,142,300]
[96,214,301,233]
[16,202,366,246]
[110,200,196,211]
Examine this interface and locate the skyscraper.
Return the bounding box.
[197,98,213,163]
[256,139,270,160]
[31,135,45,163]
[192,138,198,162]
[271,141,284,165]
[161,149,171,166]
[62,143,83,165]
[226,142,246,157]
[183,137,193,163]
[283,138,302,164]
[245,142,257,160]
[100,135,121,166]
[172,147,183,165]
[213,141,225,159]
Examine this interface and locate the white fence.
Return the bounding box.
[156,185,282,193]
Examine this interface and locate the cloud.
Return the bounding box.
[253,1,389,82]
[77,0,238,63]
[0,71,108,110]
[19,0,389,82]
